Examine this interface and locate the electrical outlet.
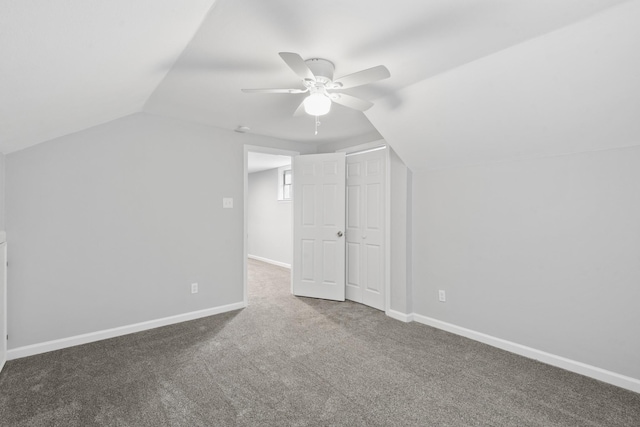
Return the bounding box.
[222,197,233,208]
[438,290,446,302]
[191,283,198,294]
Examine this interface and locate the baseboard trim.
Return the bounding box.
[7,301,246,361]
[386,309,414,323]
[412,313,640,394]
[248,254,291,269]
[0,357,5,374]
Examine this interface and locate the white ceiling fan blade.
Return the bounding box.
[333,65,390,89]
[241,88,308,94]
[330,93,374,111]
[293,99,306,117]
[279,52,315,81]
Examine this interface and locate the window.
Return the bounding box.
[283,169,292,200]
[277,165,292,201]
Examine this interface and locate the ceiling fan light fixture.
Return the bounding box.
[303,92,331,116]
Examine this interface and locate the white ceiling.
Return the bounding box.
[1,0,631,154]
[0,0,216,153]
[247,152,291,174]
[368,0,640,171]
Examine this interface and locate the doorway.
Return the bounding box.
[244,143,390,314]
[243,146,299,306]
[247,152,292,267]
[290,143,389,312]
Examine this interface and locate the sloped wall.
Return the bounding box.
[367,1,640,381]
[369,2,640,171]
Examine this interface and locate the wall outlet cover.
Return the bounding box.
[223,198,233,208]
[438,290,446,302]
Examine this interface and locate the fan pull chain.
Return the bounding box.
[315,116,320,135]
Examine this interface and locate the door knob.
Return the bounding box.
[337,231,343,237]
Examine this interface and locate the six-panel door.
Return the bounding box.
[345,149,386,310]
[292,153,346,301]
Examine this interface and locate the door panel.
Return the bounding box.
[293,153,346,301]
[323,184,338,225]
[347,242,360,288]
[366,244,381,292]
[322,241,337,283]
[302,185,315,225]
[347,186,360,228]
[345,149,386,310]
[367,183,381,229]
[301,240,315,280]
[347,162,360,177]
[367,158,381,175]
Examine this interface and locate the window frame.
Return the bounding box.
[277,165,292,201]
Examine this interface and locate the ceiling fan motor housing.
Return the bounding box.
[305,58,335,84]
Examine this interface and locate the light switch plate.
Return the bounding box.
[223,197,233,208]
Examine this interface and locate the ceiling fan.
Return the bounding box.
[242,52,390,117]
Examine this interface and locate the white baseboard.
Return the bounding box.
[386,309,414,323]
[248,254,291,269]
[411,313,640,394]
[7,301,246,361]
[0,357,5,374]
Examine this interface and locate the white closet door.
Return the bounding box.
[346,149,386,310]
[292,153,346,301]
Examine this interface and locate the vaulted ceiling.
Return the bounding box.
[1,0,632,154]
[0,0,217,153]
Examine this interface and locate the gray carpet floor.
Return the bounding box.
[1,259,639,426]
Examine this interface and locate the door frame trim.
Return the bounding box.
[0,240,6,373]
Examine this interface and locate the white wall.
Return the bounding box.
[366,1,640,384]
[389,148,412,315]
[247,167,292,267]
[5,112,306,350]
[413,146,640,379]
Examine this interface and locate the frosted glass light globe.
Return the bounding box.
[303,93,331,116]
